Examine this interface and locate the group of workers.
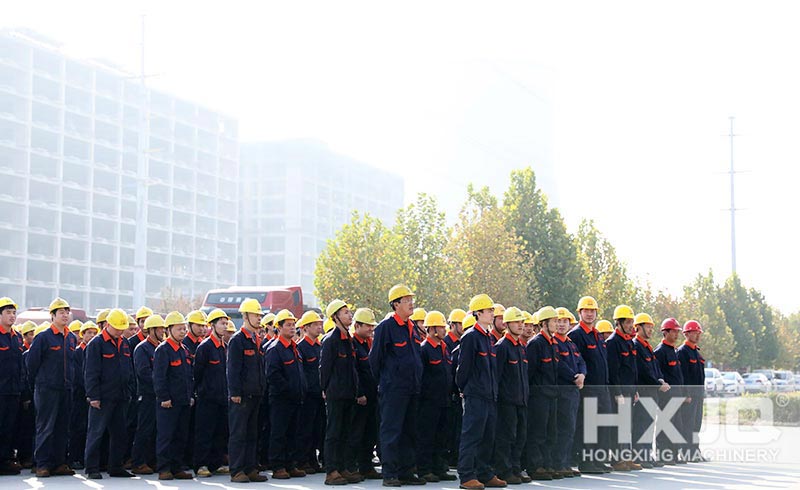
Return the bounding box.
[0,285,707,488]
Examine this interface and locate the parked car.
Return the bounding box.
[721,371,745,396]
[705,368,724,395]
[753,369,776,391]
[772,370,796,392]
[743,373,772,393]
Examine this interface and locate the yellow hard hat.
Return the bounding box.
[503,306,525,323]
[186,310,207,325]
[128,314,137,325]
[96,309,110,323]
[577,296,598,311]
[107,308,129,331]
[135,306,154,320]
[596,319,613,333]
[238,298,262,315]
[144,314,166,330]
[297,310,323,328]
[537,306,558,323]
[462,315,477,330]
[493,304,506,317]
[206,308,230,324]
[325,299,347,318]
[48,297,70,313]
[522,311,534,324]
[388,284,415,303]
[323,317,336,333]
[274,309,297,325]
[165,311,187,327]
[613,305,635,320]
[556,307,574,320]
[34,323,50,337]
[353,308,377,326]
[260,312,275,327]
[0,297,18,310]
[68,320,83,333]
[410,308,427,322]
[19,320,37,335]
[448,309,467,323]
[469,294,494,312]
[531,311,540,324]
[80,321,98,335]
[226,321,236,333]
[423,310,447,328]
[568,311,578,325]
[634,312,655,326]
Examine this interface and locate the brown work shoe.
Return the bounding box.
[503,474,522,484]
[158,471,174,480]
[459,479,485,489]
[302,463,317,474]
[626,461,643,471]
[611,462,630,472]
[52,464,75,476]
[326,471,348,485]
[230,471,250,482]
[132,464,154,475]
[248,470,268,482]
[364,469,383,479]
[289,467,307,477]
[173,470,193,479]
[343,470,364,483]
[273,468,291,479]
[35,468,51,478]
[483,476,507,487]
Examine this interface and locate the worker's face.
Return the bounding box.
[52,308,70,328]
[106,326,123,339]
[138,318,147,330]
[169,323,188,342]
[153,327,166,342]
[336,307,354,328]
[684,331,701,344]
[543,318,558,335]
[601,331,612,341]
[190,323,208,338]
[395,296,414,319]
[123,324,138,339]
[449,322,463,336]
[637,323,654,339]
[278,320,296,339]
[493,316,506,332]
[620,318,635,336]
[0,307,16,327]
[579,308,597,325]
[244,312,261,329]
[556,318,571,335]
[428,325,446,339]
[305,321,323,339]
[212,319,228,338]
[506,320,523,336]
[522,323,534,338]
[476,308,493,325]
[663,329,680,344]
[23,331,34,344]
[82,328,98,343]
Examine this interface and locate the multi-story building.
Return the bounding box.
[239,140,403,307]
[0,29,239,312]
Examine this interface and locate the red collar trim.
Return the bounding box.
[636,335,653,351]
[447,331,459,342]
[615,328,633,341]
[147,336,161,347]
[537,330,555,344]
[503,332,519,345]
[187,332,202,344]
[353,333,368,344]
[102,328,122,348]
[101,328,113,342]
[474,323,489,336]
[241,326,256,341]
[277,335,293,348]
[338,326,350,340]
[579,321,594,334]
[554,333,568,342]
[684,340,698,350]
[303,334,320,346]
[491,329,503,341]
[78,342,87,350]
[136,330,146,342]
[23,340,31,349]
[661,339,676,348]
[166,337,181,351]
[426,335,441,347]
[50,324,63,335]
[0,324,11,335]
[209,333,223,348]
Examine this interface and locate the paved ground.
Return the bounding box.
[5,424,799,489]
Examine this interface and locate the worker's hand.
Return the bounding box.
[659,382,671,392]
[574,374,585,386]
[685,397,692,404]
[90,400,101,409]
[322,391,327,400]
[356,396,367,406]
[615,395,625,405]
[190,398,195,407]
[161,400,172,408]
[230,396,242,404]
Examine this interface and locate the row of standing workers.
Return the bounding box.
[0,285,707,488]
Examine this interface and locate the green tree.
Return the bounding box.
[314,212,411,316]
[394,193,455,311]
[719,274,760,369]
[575,219,636,320]
[502,167,585,309]
[775,313,800,371]
[680,271,736,369]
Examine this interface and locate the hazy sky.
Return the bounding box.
[6,1,800,312]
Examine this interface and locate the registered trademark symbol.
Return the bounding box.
[776,394,789,408]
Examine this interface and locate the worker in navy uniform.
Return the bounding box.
[410,308,427,346]
[182,309,207,470]
[265,309,307,478]
[632,313,669,468]
[526,306,560,481]
[227,299,269,483]
[444,309,466,468]
[296,310,325,474]
[605,305,642,471]
[125,306,152,468]
[26,297,77,477]
[567,296,612,474]
[153,312,194,480]
[492,307,529,484]
[370,285,427,487]
[83,309,135,479]
[653,318,684,465]
[14,321,37,470]
[321,299,360,485]
[490,304,506,344]
[348,308,382,480]
[68,321,97,471]
[193,309,231,477]
[417,311,456,483]
[0,297,21,475]
[553,307,585,478]
[677,320,706,463]
[257,312,275,471]
[131,314,166,475]
[456,294,504,490]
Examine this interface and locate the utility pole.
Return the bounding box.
[133,14,150,308]
[728,116,737,275]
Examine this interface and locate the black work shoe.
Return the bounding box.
[383,477,402,487]
[400,474,427,485]
[109,469,135,477]
[87,472,103,479]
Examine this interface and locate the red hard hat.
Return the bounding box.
[683,320,703,333]
[660,318,681,331]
